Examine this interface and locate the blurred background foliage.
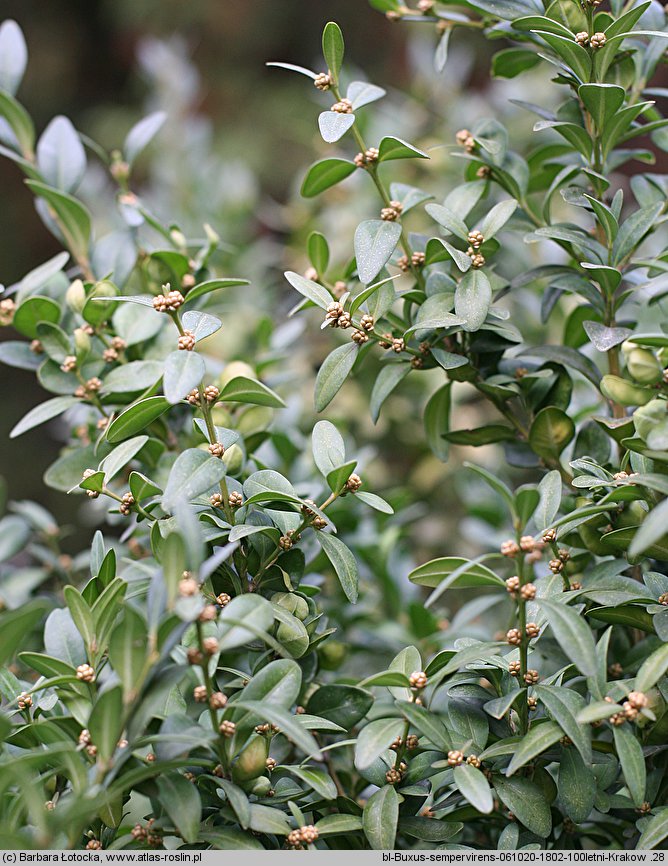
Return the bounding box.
[1,0,566,647]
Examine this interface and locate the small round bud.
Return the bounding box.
[187,388,200,406]
[219,719,236,737]
[456,129,472,146]
[467,755,481,768]
[210,692,228,709]
[360,314,375,331]
[560,736,573,747]
[385,768,403,784]
[331,98,353,114]
[194,685,208,703]
[524,669,539,685]
[396,254,411,272]
[202,636,219,655]
[411,251,426,268]
[501,540,520,557]
[527,696,538,711]
[314,72,332,91]
[217,592,232,607]
[210,493,224,508]
[659,592,668,606]
[86,841,102,850]
[467,230,484,249]
[17,691,32,710]
[542,528,557,544]
[229,491,243,508]
[178,330,196,351]
[505,576,520,595]
[76,664,96,683]
[525,622,540,639]
[199,604,218,622]
[506,628,522,646]
[103,347,119,363]
[266,757,277,771]
[346,474,362,493]
[519,535,535,552]
[409,671,428,689]
[203,384,220,404]
[590,32,607,48]
[469,252,485,269]
[520,583,536,601]
[508,661,521,677]
[111,336,126,351]
[405,734,419,750]
[0,297,16,326]
[60,355,77,373]
[476,165,491,178]
[152,288,185,313]
[78,729,91,746]
[627,691,648,710]
[447,750,464,766]
[575,31,590,45]
[179,576,199,597]
[208,442,225,458]
[30,339,44,354]
[351,328,369,344]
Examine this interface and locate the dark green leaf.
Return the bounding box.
[315,343,359,412]
[106,396,171,443]
[363,785,399,850]
[317,532,359,603]
[219,376,285,409]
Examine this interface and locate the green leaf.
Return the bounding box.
[377,135,428,162]
[410,556,503,589]
[455,269,492,332]
[284,766,337,800]
[480,199,517,240]
[88,685,123,762]
[613,725,646,807]
[219,375,285,408]
[306,684,372,728]
[558,747,596,824]
[235,701,320,757]
[395,700,450,751]
[354,219,402,284]
[493,775,552,838]
[0,20,26,95]
[355,717,405,770]
[506,721,562,775]
[347,80,386,109]
[529,407,575,461]
[9,396,78,438]
[635,643,668,694]
[284,270,332,310]
[354,491,393,514]
[492,47,541,79]
[628,499,668,558]
[218,595,275,651]
[307,231,330,275]
[533,685,591,763]
[424,382,451,461]
[102,360,164,394]
[425,237,471,272]
[181,310,221,342]
[312,420,346,477]
[370,363,410,423]
[533,31,591,82]
[200,829,263,850]
[162,350,205,404]
[315,343,359,412]
[363,785,399,850]
[453,763,494,813]
[37,115,86,193]
[0,90,34,156]
[425,202,468,241]
[162,448,228,509]
[318,111,355,144]
[322,21,344,84]
[638,808,668,850]
[157,772,202,843]
[538,599,597,678]
[63,586,94,654]
[98,436,148,484]
[444,425,515,447]
[578,84,625,133]
[106,396,171,443]
[183,277,249,305]
[316,814,364,836]
[301,158,356,197]
[316,532,359,603]
[0,601,48,666]
[12,296,61,339]
[0,341,42,370]
[326,459,357,494]
[108,608,148,700]
[124,111,166,165]
[0,516,30,563]
[25,180,91,265]
[534,470,562,530]
[612,203,663,266]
